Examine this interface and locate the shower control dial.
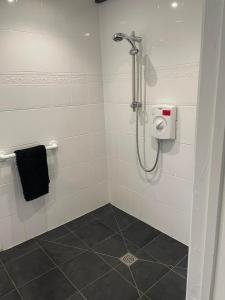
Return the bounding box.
[151,105,177,140]
[155,118,166,130]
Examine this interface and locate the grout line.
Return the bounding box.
[138,257,174,269]
[39,236,121,263]
[65,205,144,297]
[140,233,163,248]
[169,254,188,280]
[119,231,163,256]
[90,232,118,247]
[64,212,106,232]
[0,130,106,156]
[123,232,189,272]
[142,268,171,296]
[79,268,113,293]
[0,244,40,266]
[91,206,138,234]
[37,230,71,243]
[64,227,94,250]
[109,206,143,299]
[16,266,57,289]
[1,205,187,300]
[65,211,188,294]
[143,255,188,297]
[106,206,188,298]
[1,262,25,300]
[117,220,138,233]
[38,241,88,266]
[170,268,187,280]
[36,240,87,300]
[96,252,145,299]
[0,102,104,114]
[135,243,188,274]
[66,292,86,300]
[128,265,143,300]
[1,289,21,300]
[65,218,119,250]
[38,238,89,253]
[0,256,4,266]
[92,250,120,261]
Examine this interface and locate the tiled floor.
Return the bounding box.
[0,204,188,300]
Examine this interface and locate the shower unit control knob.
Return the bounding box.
[155,118,166,130]
[151,105,177,140]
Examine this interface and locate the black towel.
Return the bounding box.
[15,145,50,201]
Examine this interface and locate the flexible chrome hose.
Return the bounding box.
[136,107,160,172]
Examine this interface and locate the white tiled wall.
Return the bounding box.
[0,0,108,250]
[0,0,202,250]
[99,0,202,245]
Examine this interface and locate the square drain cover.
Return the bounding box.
[120,253,138,266]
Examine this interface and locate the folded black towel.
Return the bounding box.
[15,145,50,201]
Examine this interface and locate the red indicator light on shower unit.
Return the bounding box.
[162,110,171,116]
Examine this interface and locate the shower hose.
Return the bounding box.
[136,107,160,172]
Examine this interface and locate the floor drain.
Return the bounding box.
[120,253,138,266]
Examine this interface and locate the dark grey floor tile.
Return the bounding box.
[93,233,138,268]
[96,253,121,268]
[117,259,170,293]
[75,220,114,247]
[97,213,120,232]
[0,267,14,297]
[60,251,111,290]
[65,213,95,231]
[115,264,136,287]
[99,208,137,232]
[5,248,54,287]
[137,296,151,300]
[142,234,188,267]
[122,221,160,248]
[173,256,188,279]
[112,207,138,229]
[0,207,188,300]
[94,234,130,262]
[19,268,76,300]
[36,225,69,242]
[1,290,22,300]
[82,270,139,300]
[91,204,113,218]
[123,239,141,255]
[0,240,38,264]
[135,248,158,262]
[56,232,89,250]
[95,238,137,268]
[146,270,187,300]
[39,240,85,265]
[69,292,86,299]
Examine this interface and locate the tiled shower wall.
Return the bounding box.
[99,0,202,245]
[0,0,108,250]
[0,0,202,251]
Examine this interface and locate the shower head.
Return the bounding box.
[113,32,128,42]
[112,32,142,55]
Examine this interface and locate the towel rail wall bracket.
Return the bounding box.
[0,141,58,161]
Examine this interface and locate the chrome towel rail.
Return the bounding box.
[0,141,58,161]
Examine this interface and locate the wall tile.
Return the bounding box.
[0,214,26,250]
[0,0,44,33]
[177,106,197,145]
[162,141,195,180]
[100,0,201,245]
[0,0,108,250]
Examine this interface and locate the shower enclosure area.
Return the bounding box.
[0,0,202,299]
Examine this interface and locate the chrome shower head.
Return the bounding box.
[112,32,142,55]
[113,32,127,42]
